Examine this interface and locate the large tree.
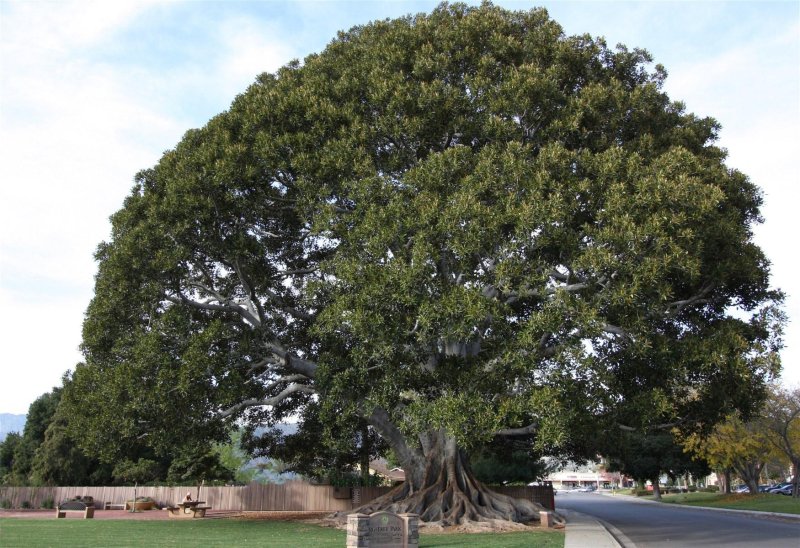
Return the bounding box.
[679,413,773,495]
[64,2,781,525]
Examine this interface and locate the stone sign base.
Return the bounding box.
[346,511,419,547]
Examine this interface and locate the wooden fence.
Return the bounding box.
[0,483,554,512]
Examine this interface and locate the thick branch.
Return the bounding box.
[495,423,538,436]
[219,383,316,418]
[617,419,685,432]
[166,290,261,326]
[660,283,716,318]
[233,260,267,326]
[264,343,318,378]
[366,406,424,474]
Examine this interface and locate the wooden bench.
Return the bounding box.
[103,502,126,510]
[56,500,95,519]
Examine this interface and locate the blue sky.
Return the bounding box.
[1,0,798,414]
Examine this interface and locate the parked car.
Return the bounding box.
[773,484,795,496]
[767,482,792,494]
[733,485,749,493]
[757,485,773,493]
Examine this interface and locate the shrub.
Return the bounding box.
[634,489,650,497]
[21,500,31,509]
[688,486,697,492]
[41,498,55,509]
[131,496,153,502]
[0,499,11,509]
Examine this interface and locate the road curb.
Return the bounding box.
[599,492,800,522]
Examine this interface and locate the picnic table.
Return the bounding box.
[164,500,211,518]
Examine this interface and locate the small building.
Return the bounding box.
[368,459,405,485]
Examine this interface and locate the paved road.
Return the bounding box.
[556,492,800,548]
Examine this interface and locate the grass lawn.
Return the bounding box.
[631,492,800,514]
[0,518,563,548]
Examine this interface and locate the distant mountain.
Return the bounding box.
[0,413,26,442]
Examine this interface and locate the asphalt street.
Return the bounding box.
[556,491,800,548]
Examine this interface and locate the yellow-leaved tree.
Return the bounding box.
[681,412,781,494]
[762,386,800,498]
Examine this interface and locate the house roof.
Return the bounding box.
[369,459,405,482]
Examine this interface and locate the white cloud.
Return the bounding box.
[214,16,296,99]
[0,1,288,412]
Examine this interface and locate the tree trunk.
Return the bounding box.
[734,461,763,495]
[724,469,732,494]
[336,429,553,526]
[360,423,370,486]
[651,477,662,501]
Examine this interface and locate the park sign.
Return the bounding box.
[346,511,419,547]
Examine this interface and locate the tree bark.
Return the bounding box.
[734,461,763,495]
[335,428,554,526]
[651,477,662,501]
[360,423,370,486]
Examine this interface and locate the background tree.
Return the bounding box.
[243,403,387,485]
[9,389,62,484]
[470,437,550,485]
[680,412,776,495]
[761,386,800,497]
[607,431,709,500]
[166,445,235,486]
[64,2,782,525]
[0,433,22,484]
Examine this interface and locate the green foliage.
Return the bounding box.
[761,386,800,497]
[327,470,383,487]
[1,499,11,509]
[470,438,548,485]
[29,406,96,486]
[20,500,31,509]
[680,410,780,493]
[67,1,782,490]
[9,389,62,484]
[112,459,163,485]
[166,446,235,485]
[0,432,21,484]
[606,430,710,487]
[242,405,386,483]
[212,430,260,484]
[41,498,54,509]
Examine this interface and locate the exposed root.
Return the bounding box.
[327,470,562,529]
[327,433,564,531]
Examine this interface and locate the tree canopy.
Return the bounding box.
[64,2,782,525]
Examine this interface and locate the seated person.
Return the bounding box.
[183,492,193,503]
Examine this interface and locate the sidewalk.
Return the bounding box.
[560,508,623,548]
